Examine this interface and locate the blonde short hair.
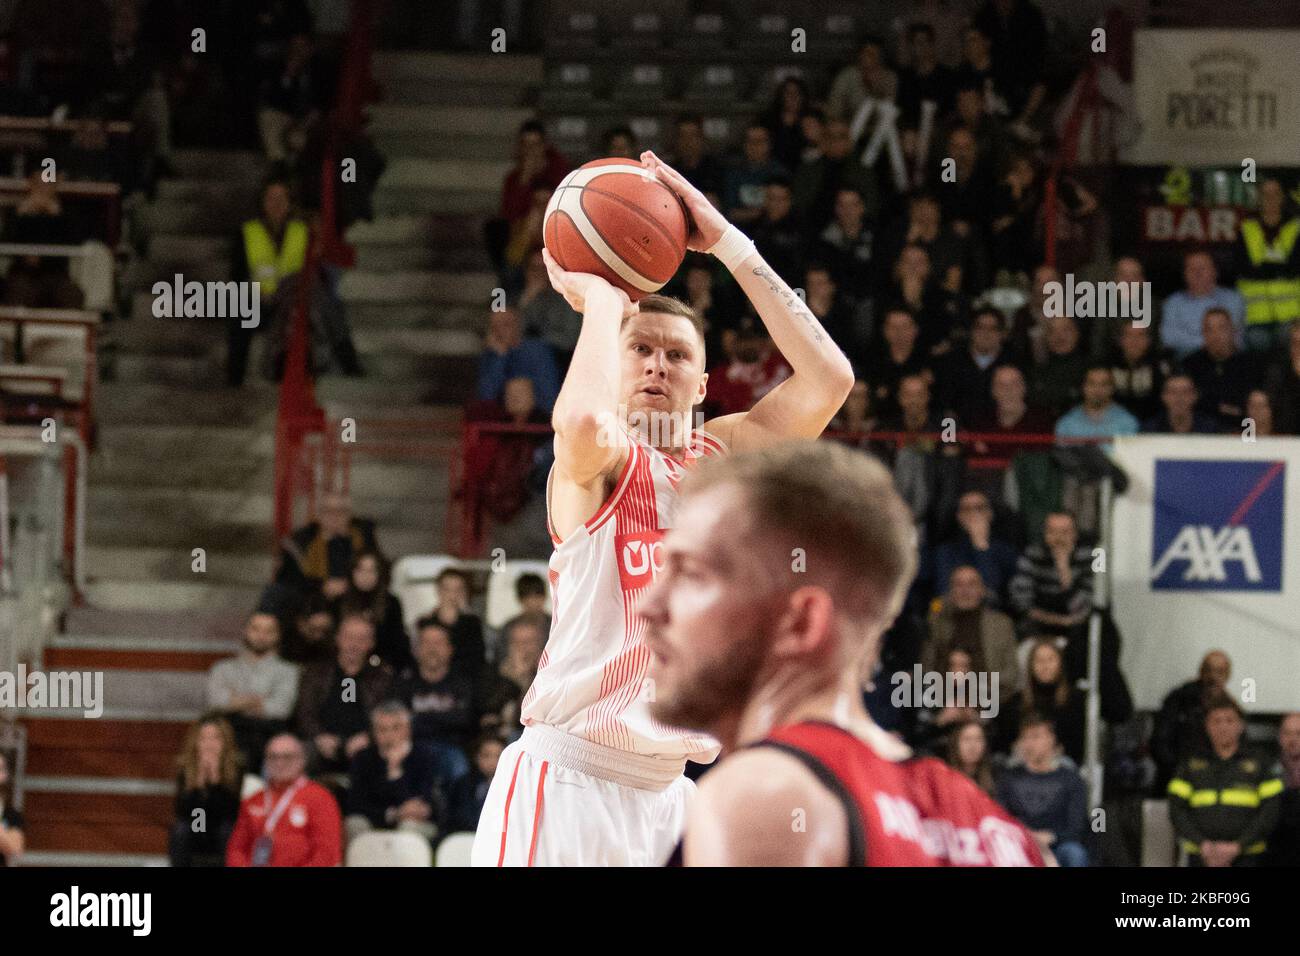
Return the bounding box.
[679,440,918,632]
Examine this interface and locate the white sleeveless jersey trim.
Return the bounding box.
[524,426,727,761]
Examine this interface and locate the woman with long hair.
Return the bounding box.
[335,549,410,671]
[999,639,1086,763]
[171,714,243,867]
[946,719,996,796]
[758,75,812,171]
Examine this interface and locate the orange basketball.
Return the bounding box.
[543,158,689,301]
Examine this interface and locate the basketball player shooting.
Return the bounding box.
[470,152,855,866]
[637,440,1047,867]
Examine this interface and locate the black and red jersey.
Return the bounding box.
[760,721,1045,866]
[668,720,1045,866]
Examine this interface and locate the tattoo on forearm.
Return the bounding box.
[752,264,824,343]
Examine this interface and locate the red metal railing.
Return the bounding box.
[1042,7,1135,268]
[272,0,382,548]
[451,423,1105,558]
[1043,62,1098,270]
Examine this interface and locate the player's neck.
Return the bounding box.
[628,415,691,459]
[730,670,870,751]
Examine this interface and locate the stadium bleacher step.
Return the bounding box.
[134,198,248,236]
[25,718,191,776]
[155,178,261,206]
[20,718,193,860]
[345,301,484,331]
[372,128,519,162]
[314,374,444,408]
[84,544,274,588]
[379,156,512,193]
[90,450,273,493]
[113,352,222,387]
[21,669,209,719]
[95,385,276,428]
[88,484,275,526]
[368,103,533,136]
[46,631,237,672]
[339,268,497,305]
[83,579,266,614]
[373,185,502,215]
[22,787,174,858]
[374,51,543,86]
[373,51,541,109]
[130,288,254,322]
[169,149,266,183]
[351,348,479,386]
[351,324,484,357]
[108,315,226,357]
[86,513,274,553]
[63,606,248,642]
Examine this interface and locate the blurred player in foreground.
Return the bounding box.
[639,440,1047,866]
[471,153,855,865]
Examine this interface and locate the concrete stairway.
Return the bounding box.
[20,49,543,865]
[20,608,242,865]
[320,50,544,555]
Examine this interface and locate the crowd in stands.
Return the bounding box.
[3,0,1293,868]
[473,18,1300,563]
[452,0,1300,866]
[0,1,377,391]
[166,488,548,866]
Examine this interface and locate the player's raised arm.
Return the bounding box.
[543,249,637,485]
[642,151,855,451]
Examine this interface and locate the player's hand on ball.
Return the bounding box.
[640,150,727,252]
[542,248,637,319]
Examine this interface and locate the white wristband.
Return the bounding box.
[707,224,756,271]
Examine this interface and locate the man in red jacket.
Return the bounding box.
[226,734,342,867]
[639,440,1045,866]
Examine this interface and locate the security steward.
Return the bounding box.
[1235,177,1300,352]
[1167,693,1283,867]
[229,178,309,385]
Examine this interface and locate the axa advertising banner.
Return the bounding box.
[1122,30,1300,166]
[1110,435,1300,711]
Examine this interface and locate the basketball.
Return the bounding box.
[543,157,689,301]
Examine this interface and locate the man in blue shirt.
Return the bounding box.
[1054,365,1139,449]
[1159,251,1245,358]
[478,307,560,414]
[998,716,1091,866]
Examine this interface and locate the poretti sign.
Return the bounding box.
[1150,458,1284,591]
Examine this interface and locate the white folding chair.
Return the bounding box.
[391,554,459,635]
[240,774,265,799]
[346,830,433,867]
[485,559,552,630]
[1141,798,1178,867]
[434,832,475,867]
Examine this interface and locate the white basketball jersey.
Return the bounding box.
[521,427,727,762]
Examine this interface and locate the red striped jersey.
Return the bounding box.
[760,721,1045,866]
[520,426,727,761]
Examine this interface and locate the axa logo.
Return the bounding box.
[616,530,665,590]
[1151,459,1284,591]
[1151,526,1262,583]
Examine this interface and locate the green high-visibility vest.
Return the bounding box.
[242,219,309,296]
[1237,218,1300,325]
